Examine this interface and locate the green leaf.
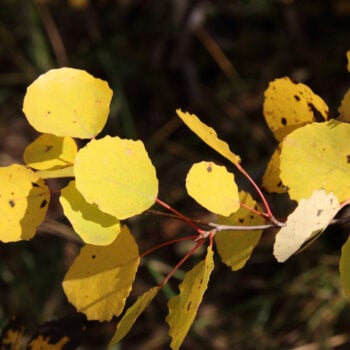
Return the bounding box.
[166,247,214,350]
[0,164,50,242]
[279,120,350,202]
[23,133,77,170]
[215,191,265,270]
[263,77,329,141]
[109,286,159,346]
[22,68,113,139]
[59,180,120,245]
[274,190,340,263]
[176,109,241,165]
[74,136,158,220]
[340,236,350,298]
[186,161,239,216]
[62,225,139,321]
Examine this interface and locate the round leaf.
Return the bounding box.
[280,120,350,202]
[60,181,120,245]
[263,77,329,141]
[22,68,113,139]
[186,161,239,216]
[0,164,50,242]
[62,225,139,321]
[23,133,77,170]
[74,136,158,220]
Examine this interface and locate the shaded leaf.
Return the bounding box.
[0,164,50,242]
[186,161,239,216]
[74,136,158,220]
[279,120,350,202]
[339,88,350,122]
[340,236,350,298]
[176,109,241,165]
[274,190,340,263]
[60,181,120,245]
[347,50,350,72]
[62,225,139,321]
[0,317,24,350]
[109,286,159,346]
[22,68,113,139]
[166,247,214,350]
[23,134,77,170]
[215,191,265,270]
[263,77,329,141]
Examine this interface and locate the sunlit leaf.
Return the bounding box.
[36,166,74,179]
[339,88,350,123]
[0,164,50,242]
[340,236,350,298]
[109,286,159,346]
[62,225,139,321]
[166,247,214,350]
[274,190,340,263]
[215,191,265,270]
[279,120,350,202]
[262,146,287,193]
[263,77,329,141]
[74,136,158,220]
[22,67,113,139]
[176,109,241,165]
[60,181,120,245]
[186,161,239,216]
[23,134,77,170]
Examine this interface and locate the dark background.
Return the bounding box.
[0,0,350,349]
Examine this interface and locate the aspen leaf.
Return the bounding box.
[22,68,113,139]
[215,191,265,270]
[262,147,287,193]
[0,164,50,242]
[347,50,350,72]
[166,247,214,350]
[74,136,158,220]
[109,286,159,346]
[263,77,329,141]
[62,225,139,321]
[60,181,120,245]
[23,134,77,170]
[273,190,340,263]
[338,88,350,122]
[339,236,350,298]
[36,166,74,179]
[279,120,350,202]
[176,109,241,165]
[186,161,239,216]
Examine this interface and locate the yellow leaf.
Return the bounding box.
[340,236,350,298]
[36,166,74,179]
[0,318,24,350]
[215,191,265,270]
[62,225,139,321]
[263,77,329,141]
[186,161,239,216]
[176,109,241,165]
[109,287,159,346]
[166,247,214,350]
[339,88,350,122]
[74,136,158,220]
[0,164,50,242]
[262,146,287,194]
[60,181,120,245]
[280,120,350,202]
[22,68,113,139]
[23,134,77,170]
[347,50,350,72]
[274,190,340,263]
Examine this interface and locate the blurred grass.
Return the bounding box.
[0,0,350,349]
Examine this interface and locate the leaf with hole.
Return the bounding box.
[59,180,120,245]
[166,247,214,350]
[62,225,139,321]
[186,161,239,216]
[74,136,158,220]
[176,109,241,165]
[23,67,113,139]
[0,164,50,242]
[273,190,340,262]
